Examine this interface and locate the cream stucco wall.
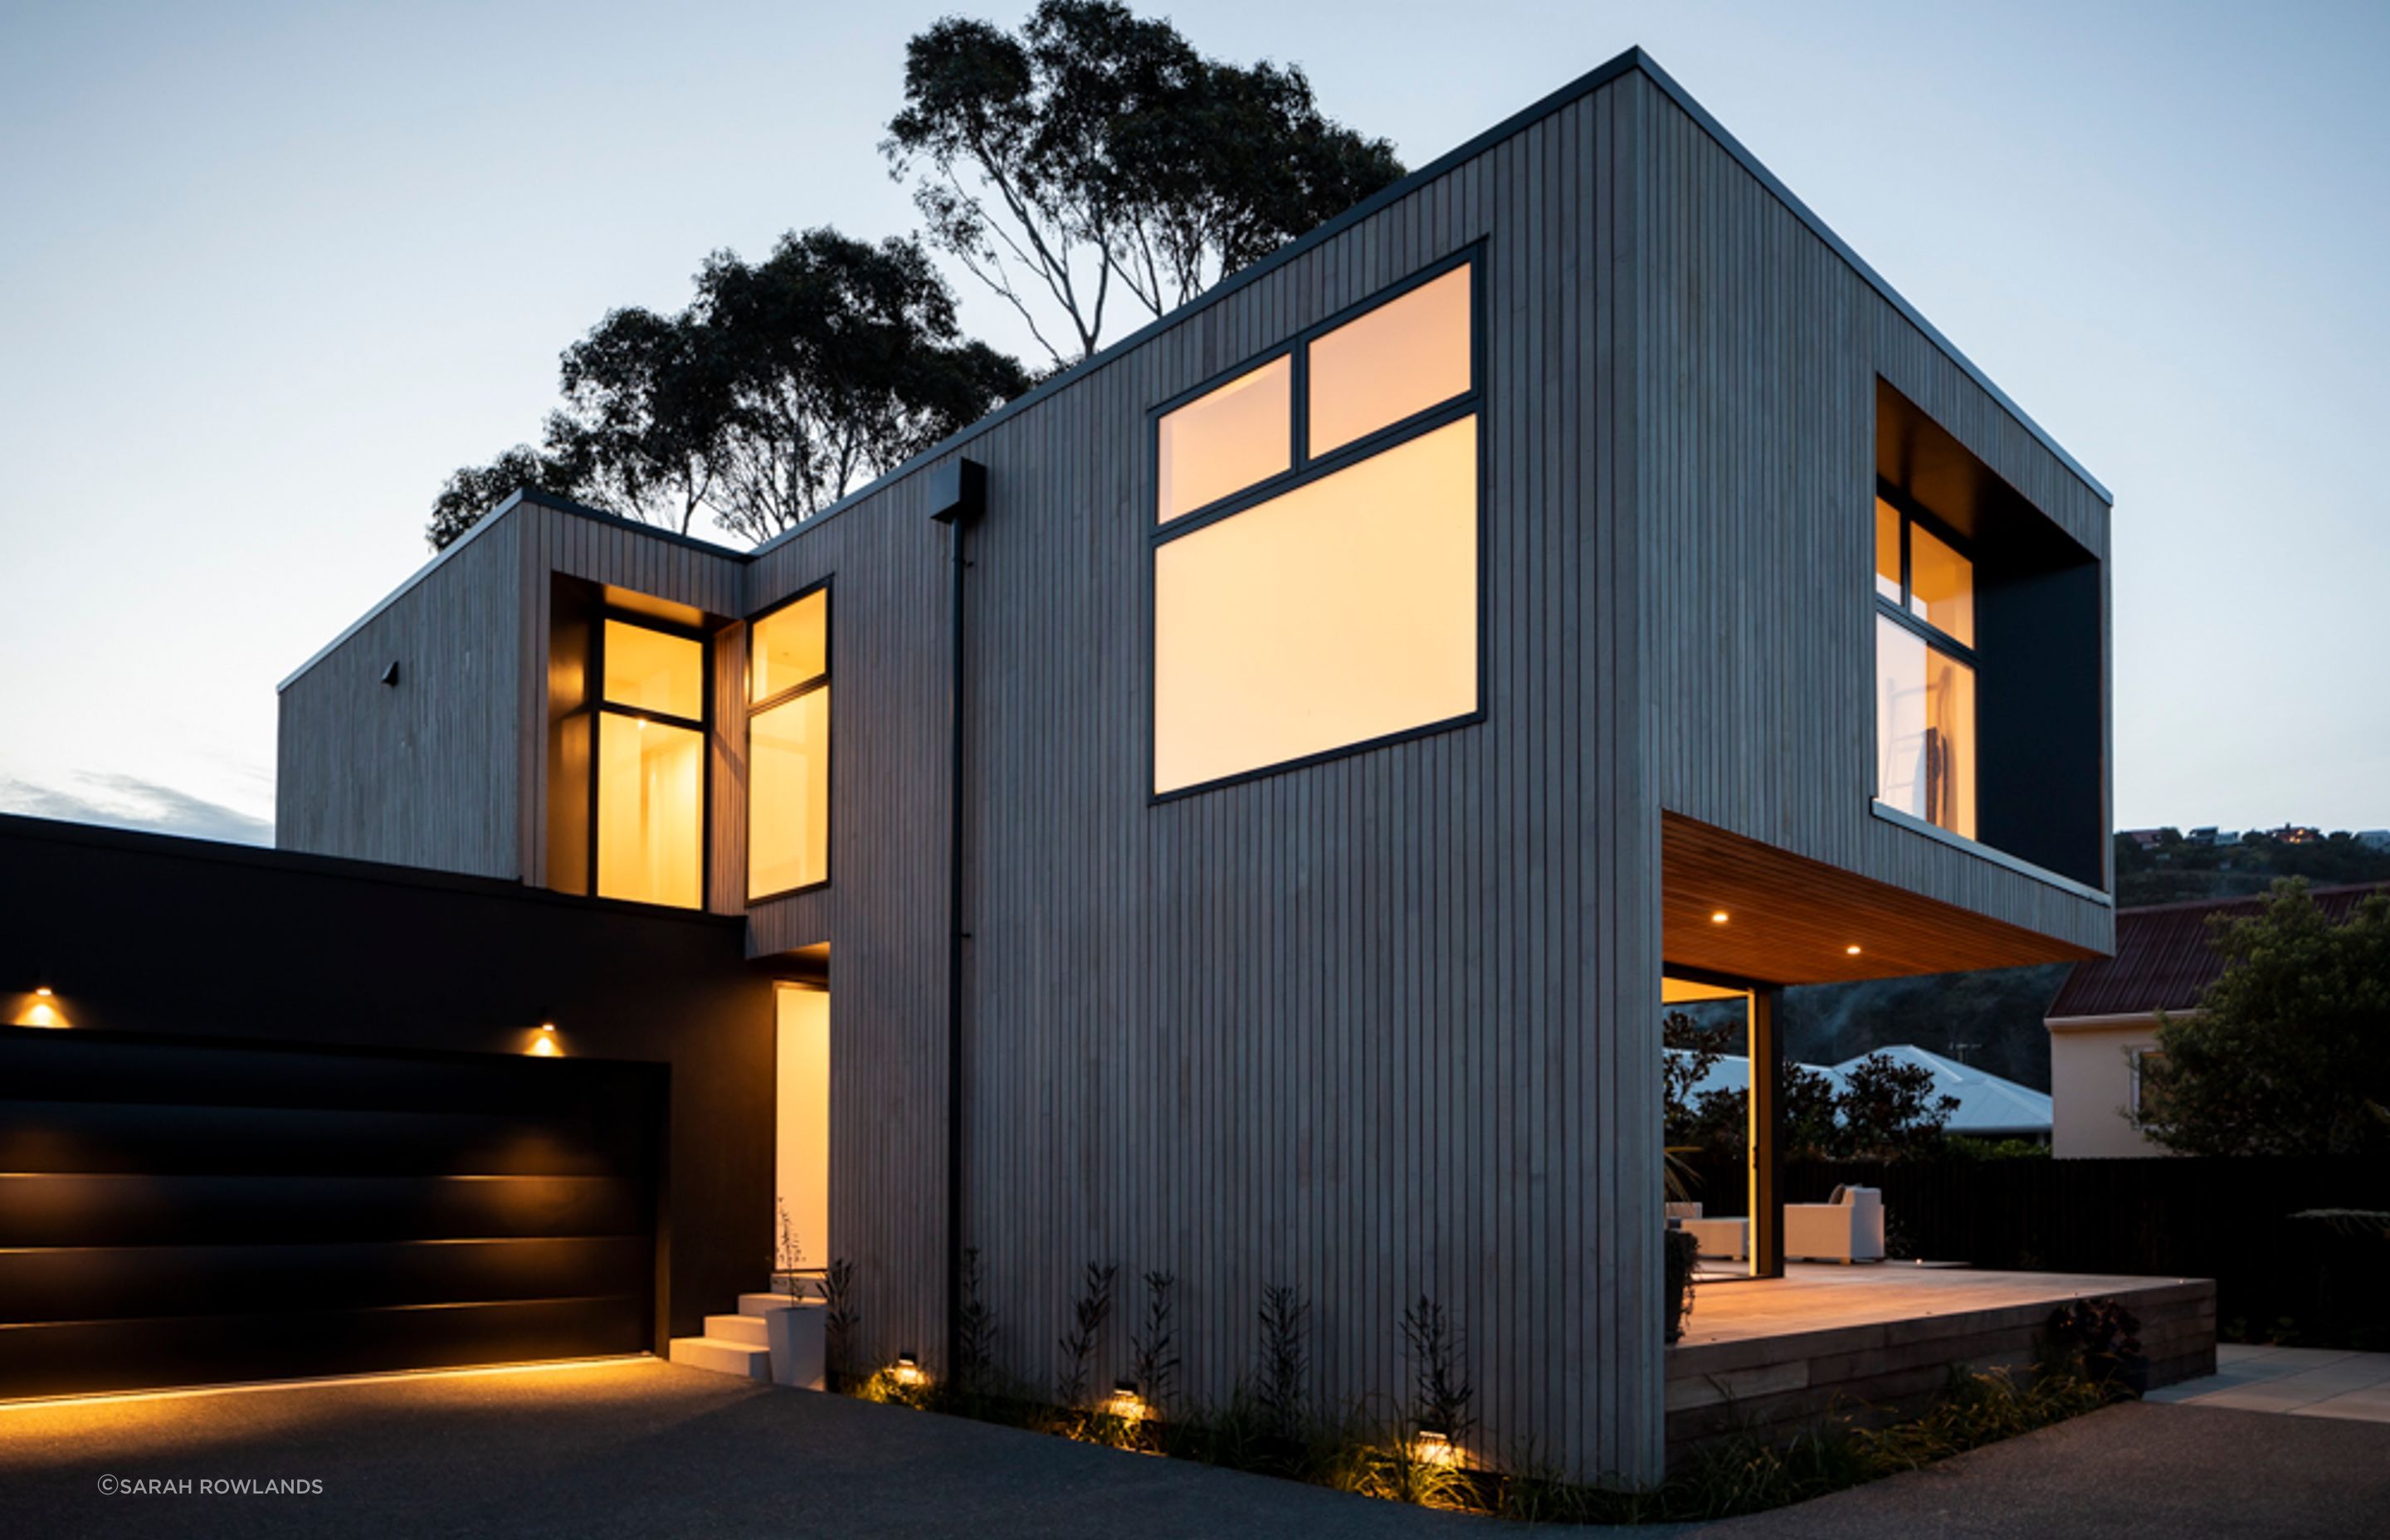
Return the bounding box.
[2048,1016,2171,1157]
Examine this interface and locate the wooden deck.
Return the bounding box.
[1666,1265,2216,1460]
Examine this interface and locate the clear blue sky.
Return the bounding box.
[2,0,2384,843]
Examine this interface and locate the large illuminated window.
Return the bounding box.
[748,586,830,899]
[1874,495,1977,839]
[585,616,706,908]
[1152,256,1479,797]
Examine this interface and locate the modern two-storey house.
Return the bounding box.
[2,50,2134,1484]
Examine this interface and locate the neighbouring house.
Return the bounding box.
[2045,882,2390,1157]
[1670,1045,2054,1143]
[2,49,2142,1484]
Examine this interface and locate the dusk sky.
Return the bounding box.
[2,0,2384,844]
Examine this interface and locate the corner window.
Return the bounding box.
[748,587,830,899]
[570,616,706,909]
[1874,495,1977,840]
[1151,256,1480,797]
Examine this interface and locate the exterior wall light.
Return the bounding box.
[1104,1380,1147,1422]
[1413,1426,1459,1468]
[891,1353,927,1388]
[1845,944,1863,956]
[1710,910,1729,924]
[17,981,67,1029]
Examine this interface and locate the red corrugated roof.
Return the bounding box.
[2048,882,2390,1019]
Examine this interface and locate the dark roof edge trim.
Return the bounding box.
[0,809,749,926]
[276,487,744,692]
[1630,51,2112,505]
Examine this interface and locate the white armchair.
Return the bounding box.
[1783,1185,1885,1263]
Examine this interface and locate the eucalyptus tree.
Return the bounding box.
[884,0,1402,368]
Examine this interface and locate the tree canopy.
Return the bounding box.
[429,7,1400,547]
[428,229,1027,551]
[2135,880,2390,1157]
[884,0,1404,368]
[1662,1013,1959,1162]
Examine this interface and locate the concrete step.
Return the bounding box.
[738,1291,826,1318]
[705,1313,769,1348]
[667,1336,769,1380]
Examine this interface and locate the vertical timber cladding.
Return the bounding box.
[275,514,525,879]
[745,470,954,1378]
[745,72,1661,1482]
[1636,78,2114,951]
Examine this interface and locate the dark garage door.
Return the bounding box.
[0,1029,661,1401]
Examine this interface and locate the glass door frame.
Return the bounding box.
[1663,962,1786,1281]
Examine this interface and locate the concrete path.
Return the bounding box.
[6,1358,2385,1538]
[2145,1341,2390,1422]
[1678,1400,2390,1539]
[0,1358,1477,1540]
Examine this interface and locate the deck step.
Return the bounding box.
[704,1313,769,1348]
[667,1336,770,1380]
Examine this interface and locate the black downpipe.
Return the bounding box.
[943,516,966,1378]
[929,458,983,1380]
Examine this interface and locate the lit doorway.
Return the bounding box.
[775,982,831,1286]
[1662,970,1783,1282]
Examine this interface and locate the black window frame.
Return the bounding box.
[1872,480,1980,837]
[578,609,714,912]
[744,576,834,904]
[1874,482,1979,665]
[1145,244,1489,803]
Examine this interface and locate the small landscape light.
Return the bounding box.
[1105,1379,1146,1422]
[891,1353,927,1388]
[1845,944,1863,956]
[1710,910,1729,924]
[34,984,53,997]
[540,1021,556,1032]
[529,1036,560,1057]
[1413,1426,1458,1468]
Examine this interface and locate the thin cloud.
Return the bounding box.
[0,771,271,847]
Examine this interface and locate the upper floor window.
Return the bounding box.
[748,586,830,899]
[1874,495,1977,840]
[1151,255,1480,797]
[594,618,705,908]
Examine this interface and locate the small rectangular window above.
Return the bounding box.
[1306,265,1472,456]
[602,620,703,719]
[1155,354,1291,524]
[1907,523,1975,648]
[750,588,827,704]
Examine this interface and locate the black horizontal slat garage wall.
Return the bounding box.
[0,812,779,1404]
[0,1028,662,1400]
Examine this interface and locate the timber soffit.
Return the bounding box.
[280,46,2112,692]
